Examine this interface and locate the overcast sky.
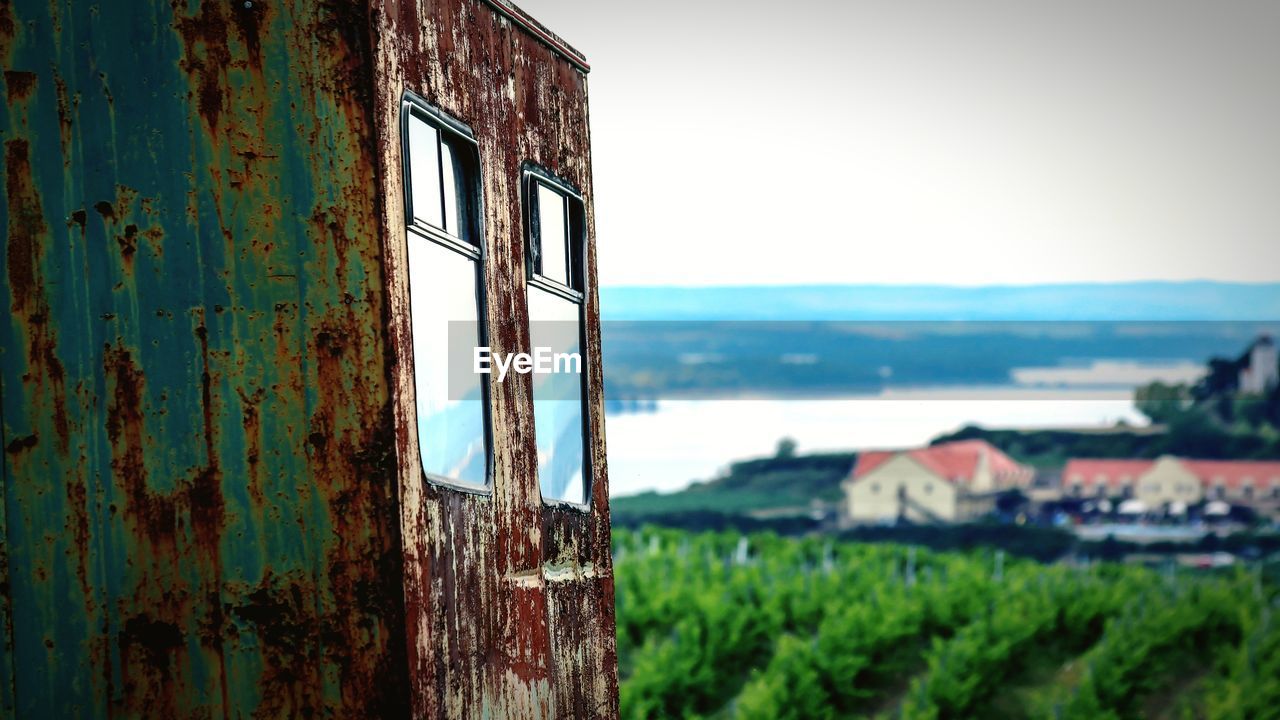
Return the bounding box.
[520,0,1280,287]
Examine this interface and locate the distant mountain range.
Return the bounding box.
[599,281,1280,321]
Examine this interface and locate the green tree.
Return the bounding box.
[1135,381,1191,423]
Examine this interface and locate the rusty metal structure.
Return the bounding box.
[1,0,618,716]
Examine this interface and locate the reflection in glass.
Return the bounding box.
[529,289,586,504]
[408,235,487,486]
[537,183,569,285]
[441,139,463,240]
[407,115,442,228]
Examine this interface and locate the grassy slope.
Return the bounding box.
[612,452,857,517]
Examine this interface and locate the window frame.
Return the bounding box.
[521,164,593,510]
[524,166,587,302]
[400,92,494,495]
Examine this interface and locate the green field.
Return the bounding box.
[613,529,1280,719]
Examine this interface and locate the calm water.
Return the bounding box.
[604,386,1149,496]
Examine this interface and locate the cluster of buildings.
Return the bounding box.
[839,439,1280,526]
[1062,457,1280,513]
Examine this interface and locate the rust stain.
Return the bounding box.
[118,615,184,678]
[92,200,115,222]
[99,71,114,107]
[174,0,268,132]
[104,342,174,546]
[6,138,70,453]
[117,614,184,719]
[52,69,73,160]
[4,70,36,101]
[4,434,38,454]
[6,140,43,313]
[230,577,324,719]
[118,223,139,265]
[236,386,265,504]
[0,2,15,60]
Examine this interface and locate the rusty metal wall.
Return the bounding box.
[369,0,620,717]
[1,0,413,716]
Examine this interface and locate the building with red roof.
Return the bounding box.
[1063,456,1280,513]
[840,440,1033,525]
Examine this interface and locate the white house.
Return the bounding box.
[1239,335,1278,394]
[841,440,1033,525]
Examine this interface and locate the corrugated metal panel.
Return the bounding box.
[1,0,410,715]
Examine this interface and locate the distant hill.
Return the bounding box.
[611,451,856,529]
[600,281,1280,321]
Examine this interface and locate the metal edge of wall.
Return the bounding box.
[482,0,590,73]
[0,377,13,718]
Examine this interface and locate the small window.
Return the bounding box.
[871,483,880,494]
[1243,486,1254,500]
[402,96,490,489]
[524,167,589,506]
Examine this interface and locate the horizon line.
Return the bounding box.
[600,279,1280,291]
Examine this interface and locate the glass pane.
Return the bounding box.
[407,115,443,229]
[537,184,568,285]
[441,138,465,241]
[407,234,487,486]
[528,288,586,504]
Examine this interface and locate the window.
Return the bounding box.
[523,167,589,505]
[402,95,489,488]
